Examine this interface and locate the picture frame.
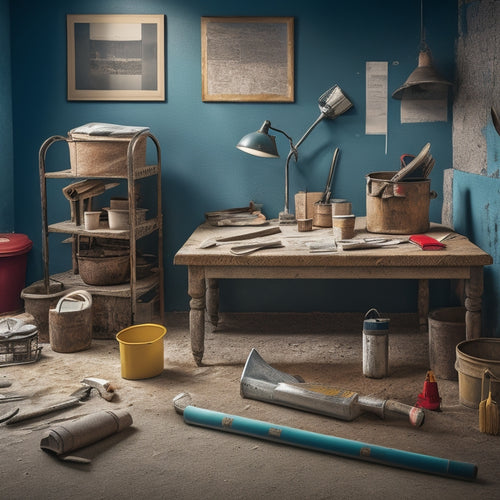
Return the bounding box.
[67,14,165,101]
[201,16,294,102]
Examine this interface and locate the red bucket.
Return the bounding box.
[0,233,33,314]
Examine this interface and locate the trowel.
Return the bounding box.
[240,349,424,427]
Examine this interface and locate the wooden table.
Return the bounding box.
[174,218,493,365]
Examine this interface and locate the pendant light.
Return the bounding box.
[392,0,452,100]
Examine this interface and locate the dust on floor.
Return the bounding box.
[1,312,498,500]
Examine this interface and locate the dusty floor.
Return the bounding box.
[1,311,498,499]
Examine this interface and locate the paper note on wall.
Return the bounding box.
[400,94,448,123]
[366,62,388,153]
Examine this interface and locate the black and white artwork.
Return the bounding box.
[67,15,164,101]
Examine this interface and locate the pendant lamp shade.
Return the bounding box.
[392,49,452,100]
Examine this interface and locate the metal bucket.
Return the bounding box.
[428,307,466,380]
[366,172,436,234]
[21,281,68,342]
[455,338,500,408]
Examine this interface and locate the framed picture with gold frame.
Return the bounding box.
[67,14,165,101]
[201,16,294,102]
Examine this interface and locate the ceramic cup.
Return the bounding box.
[331,199,352,216]
[313,203,332,227]
[84,211,101,230]
[332,214,356,240]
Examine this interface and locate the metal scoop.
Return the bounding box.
[240,348,424,427]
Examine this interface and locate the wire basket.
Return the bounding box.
[0,318,42,367]
[0,332,41,367]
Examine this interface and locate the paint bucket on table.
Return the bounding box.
[363,308,390,378]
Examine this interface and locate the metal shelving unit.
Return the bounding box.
[38,131,164,332]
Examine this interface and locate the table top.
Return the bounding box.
[174,217,493,268]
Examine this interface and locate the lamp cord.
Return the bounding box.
[419,0,428,52]
[268,125,298,160]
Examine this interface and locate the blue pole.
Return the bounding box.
[183,406,477,481]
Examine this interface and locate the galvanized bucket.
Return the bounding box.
[455,338,500,408]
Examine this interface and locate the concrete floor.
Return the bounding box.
[1,311,498,499]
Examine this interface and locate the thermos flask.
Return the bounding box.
[363,308,390,378]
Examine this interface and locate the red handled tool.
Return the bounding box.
[409,234,446,250]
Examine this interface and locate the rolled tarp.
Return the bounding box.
[40,409,133,458]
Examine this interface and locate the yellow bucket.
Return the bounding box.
[116,323,166,379]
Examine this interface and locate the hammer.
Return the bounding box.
[3,378,116,425]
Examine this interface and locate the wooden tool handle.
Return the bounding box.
[385,399,425,427]
[6,398,80,425]
[217,226,281,242]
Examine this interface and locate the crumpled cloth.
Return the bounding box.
[69,122,149,137]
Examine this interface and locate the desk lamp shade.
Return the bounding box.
[236,85,353,224]
[236,121,279,158]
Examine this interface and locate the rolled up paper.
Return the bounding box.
[40,409,132,456]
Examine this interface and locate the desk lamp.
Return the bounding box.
[237,85,353,224]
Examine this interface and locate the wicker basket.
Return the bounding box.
[49,290,92,353]
[67,135,147,177]
[77,252,130,286]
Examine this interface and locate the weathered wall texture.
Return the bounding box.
[454,0,500,176]
[450,0,500,336]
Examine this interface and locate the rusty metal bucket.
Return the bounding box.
[366,171,437,234]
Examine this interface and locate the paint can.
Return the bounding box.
[313,202,332,227]
[332,214,356,240]
[363,308,390,378]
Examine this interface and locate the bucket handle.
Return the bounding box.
[55,290,92,313]
[365,308,381,320]
[481,369,500,401]
[366,177,389,198]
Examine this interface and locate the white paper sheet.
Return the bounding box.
[366,62,388,153]
[401,97,448,123]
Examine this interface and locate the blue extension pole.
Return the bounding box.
[182,406,477,481]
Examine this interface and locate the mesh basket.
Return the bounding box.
[0,332,41,367]
[0,318,42,367]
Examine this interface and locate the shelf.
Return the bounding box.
[48,270,160,298]
[48,218,160,240]
[44,164,160,180]
[39,130,164,329]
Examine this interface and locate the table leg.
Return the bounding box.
[464,266,483,340]
[206,278,220,327]
[418,279,429,332]
[188,266,206,366]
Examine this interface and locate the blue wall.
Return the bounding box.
[7,0,457,313]
[0,0,14,232]
[453,114,500,336]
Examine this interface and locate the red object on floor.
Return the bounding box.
[416,370,442,411]
[0,233,33,314]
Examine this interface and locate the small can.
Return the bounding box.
[363,308,390,378]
